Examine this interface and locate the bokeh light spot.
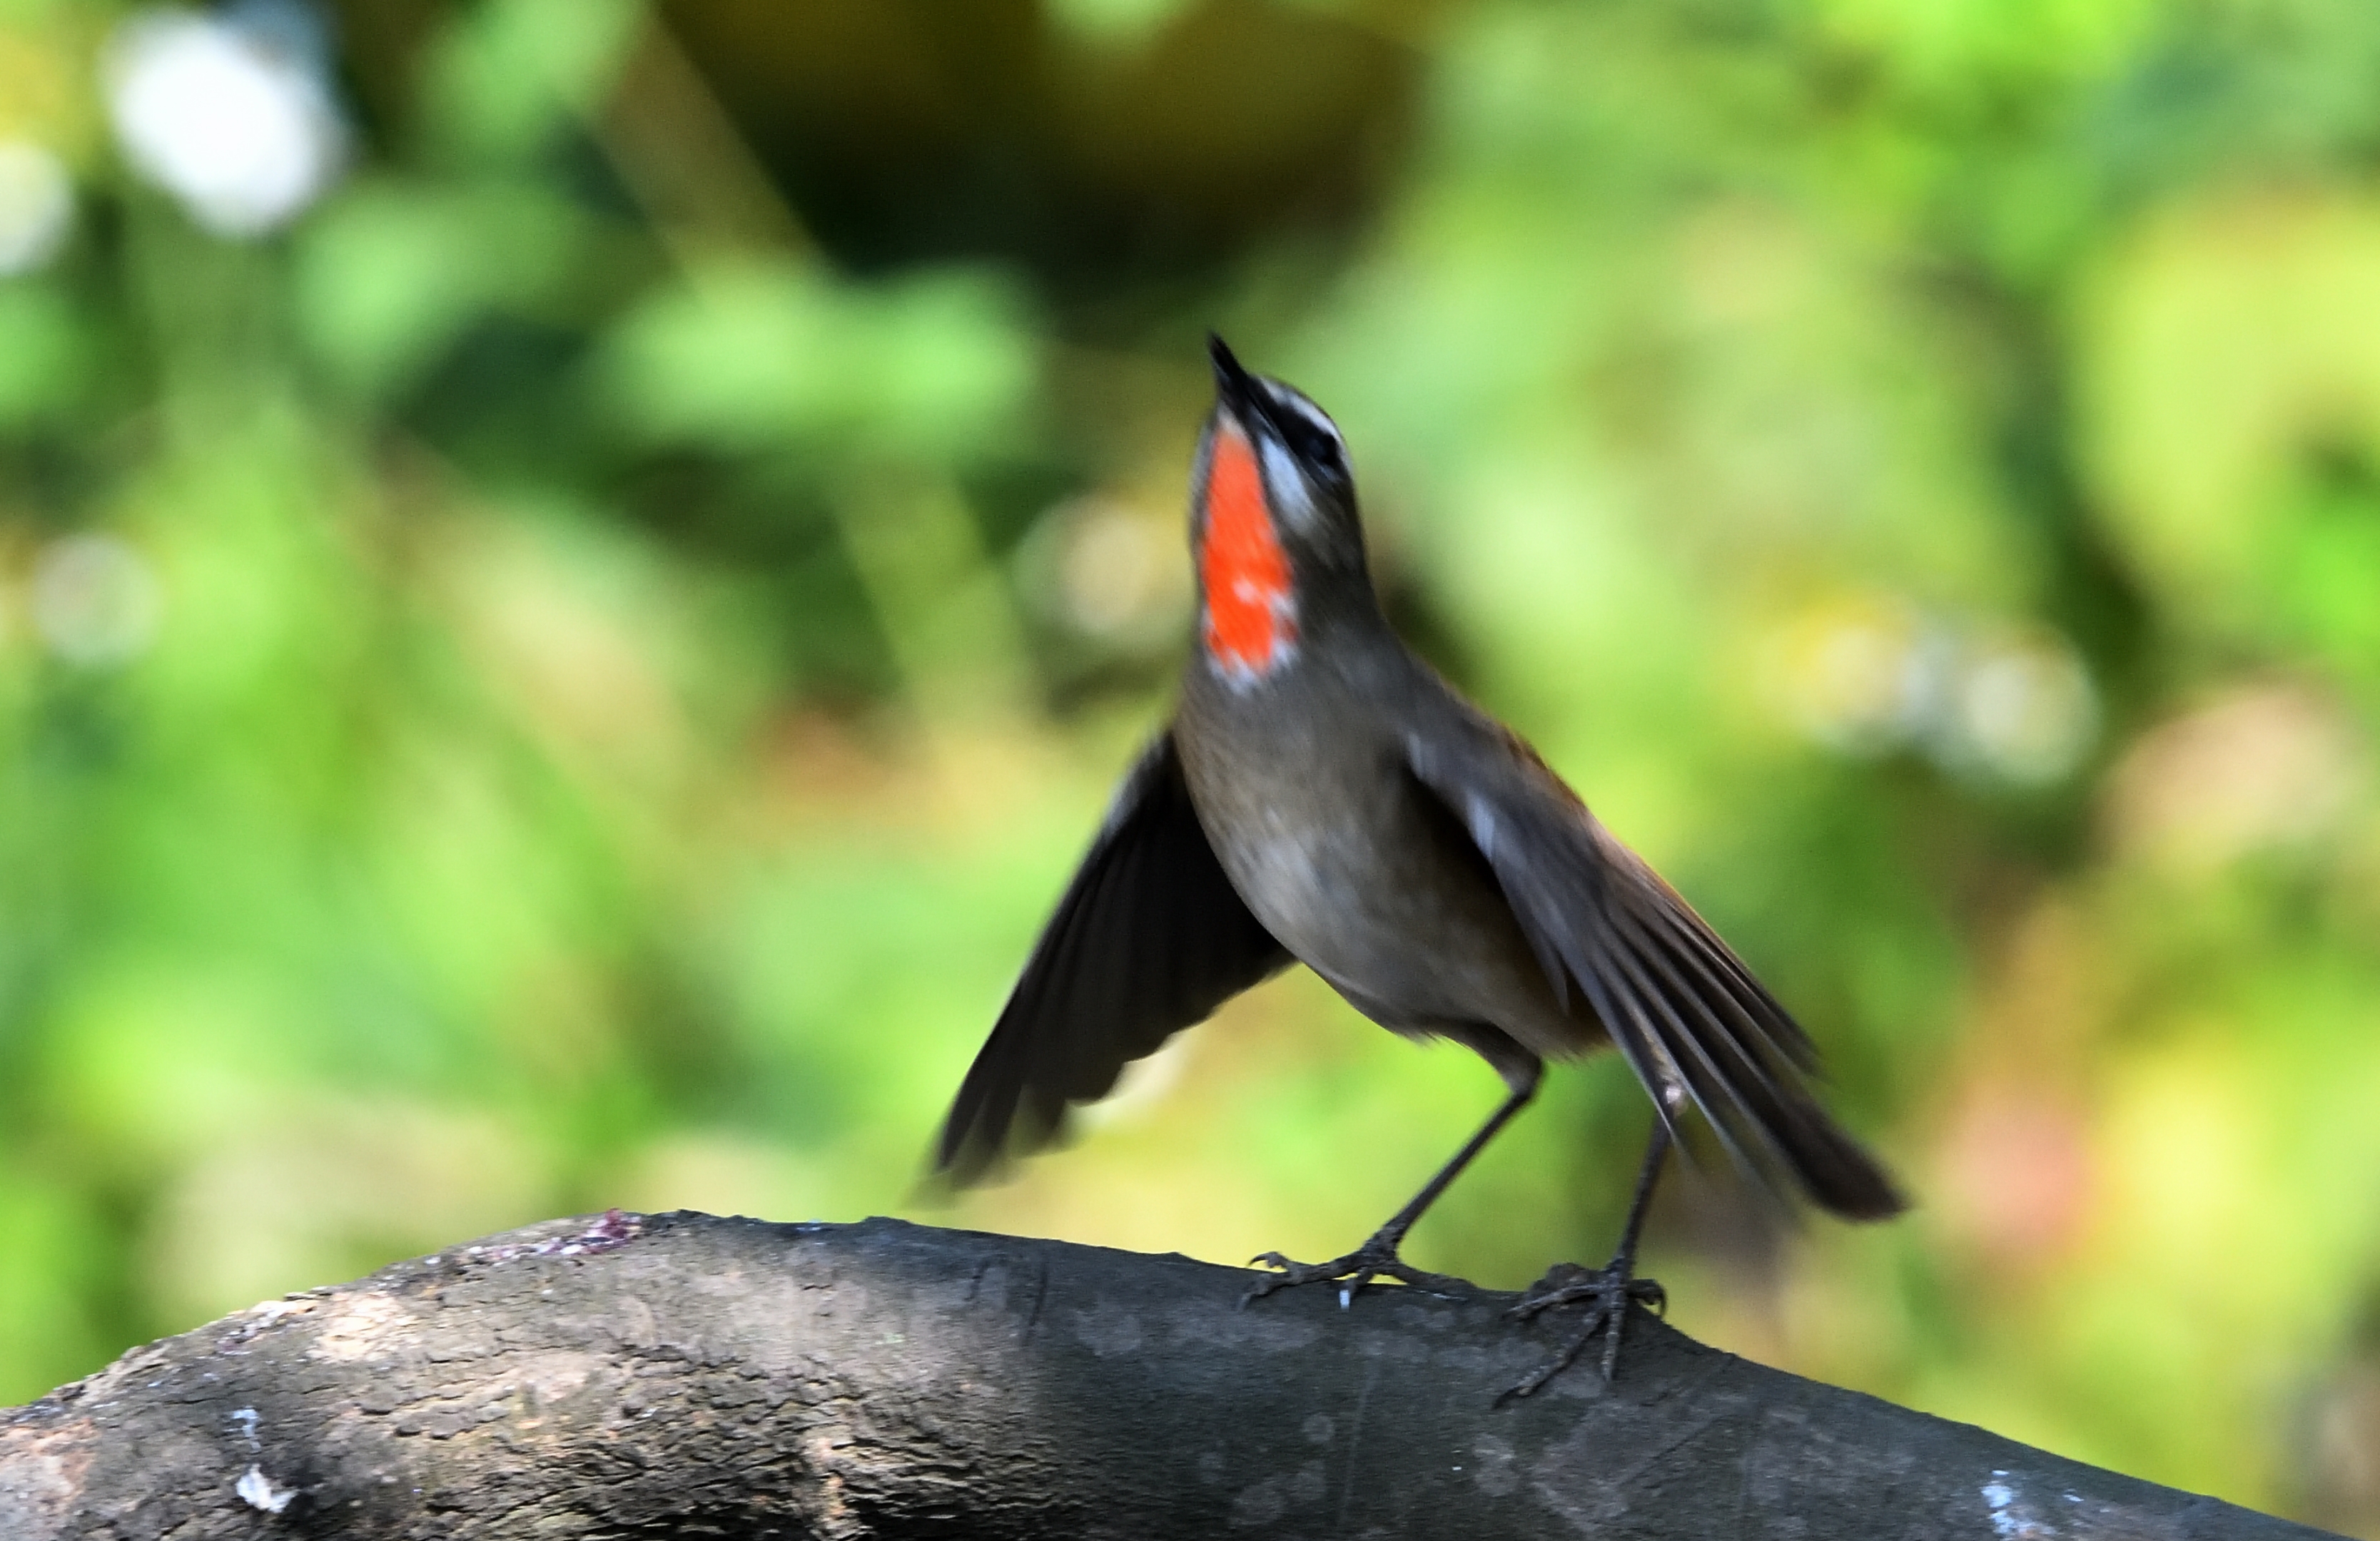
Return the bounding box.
[0,141,71,274]
[104,6,345,238]
[32,533,162,667]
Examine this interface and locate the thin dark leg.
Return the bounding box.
[1504,1119,1673,1395]
[1607,1119,1670,1277]
[1362,1076,1540,1252]
[1242,1074,1539,1308]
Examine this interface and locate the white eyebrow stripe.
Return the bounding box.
[1263,385,1345,448]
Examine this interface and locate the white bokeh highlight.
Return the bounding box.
[1951,638,2099,787]
[0,142,74,274]
[104,8,345,238]
[33,534,164,667]
[1771,599,2098,786]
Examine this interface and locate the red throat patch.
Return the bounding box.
[1199,424,1297,678]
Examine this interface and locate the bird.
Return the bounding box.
[935,335,1904,1385]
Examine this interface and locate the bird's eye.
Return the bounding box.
[1279,416,1346,482]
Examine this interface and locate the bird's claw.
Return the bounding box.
[1500,1261,1666,1397]
[1238,1240,1467,1310]
[1507,1261,1666,1323]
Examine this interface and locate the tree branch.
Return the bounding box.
[0,1211,2337,1538]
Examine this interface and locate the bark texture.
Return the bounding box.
[0,1211,2340,1539]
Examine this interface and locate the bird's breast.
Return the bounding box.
[1175,693,1562,1040]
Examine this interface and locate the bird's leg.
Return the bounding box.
[1242,1073,1538,1309]
[1504,1119,1672,1395]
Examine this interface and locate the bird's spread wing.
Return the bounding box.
[1403,718,1904,1221]
[936,731,1293,1184]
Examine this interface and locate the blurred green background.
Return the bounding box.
[5,0,2380,1523]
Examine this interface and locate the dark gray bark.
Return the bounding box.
[0,1211,2339,1539]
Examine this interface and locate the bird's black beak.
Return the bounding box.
[1208,333,1262,424]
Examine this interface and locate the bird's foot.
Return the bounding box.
[1501,1259,1668,1397]
[1240,1236,1469,1311]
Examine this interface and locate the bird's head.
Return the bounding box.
[1192,335,1370,684]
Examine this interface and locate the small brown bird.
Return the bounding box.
[938,337,1903,1383]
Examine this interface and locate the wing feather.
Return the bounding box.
[1405,721,1903,1221]
[936,731,1292,1184]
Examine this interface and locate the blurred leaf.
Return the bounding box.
[1815,0,2157,96]
[1045,0,1191,51]
[0,19,84,151]
[2080,190,2380,631]
[0,1171,107,1407]
[598,256,1035,461]
[0,279,81,422]
[295,179,589,397]
[421,0,643,167]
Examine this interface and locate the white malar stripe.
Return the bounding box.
[1258,437,1316,533]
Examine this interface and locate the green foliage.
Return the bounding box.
[601,258,1035,459]
[0,283,83,426]
[295,178,593,397]
[4,0,2380,1527]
